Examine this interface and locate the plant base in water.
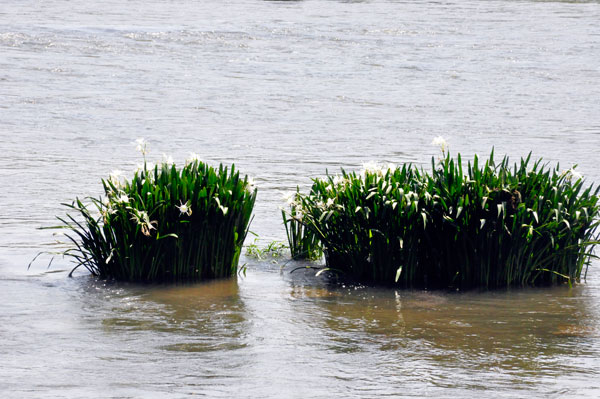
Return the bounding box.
[281,193,323,261]
[285,151,599,289]
[56,158,256,283]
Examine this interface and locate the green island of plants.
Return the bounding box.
[282,150,600,289]
[55,142,256,283]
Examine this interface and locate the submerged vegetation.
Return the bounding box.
[245,237,288,260]
[283,148,599,289]
[55,140,257,283]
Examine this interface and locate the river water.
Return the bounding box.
[1,0,600,397]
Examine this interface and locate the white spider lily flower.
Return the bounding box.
[245,177,256,192]
[134,138,148,155]
[361,161,382,175]
[293,211,304,222]
[186,152,202,165]
[130,209,156,236]
[335,175,353,187]
[326,198,335,208]
[101,204,117,219]
[114,193,130,204]
[431,136,448,154]
[360,161,388,179]
[136,161,156,174]
[572,170,583,181]
[282,191,294,200]
[362,161,379,171]
[162,153,174,166]
[108,169,126,188]
[563,167,583,183]
[176,200,192,216]
[109,169,125,180]
[282,191,297,205]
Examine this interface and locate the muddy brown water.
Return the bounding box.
[2,0,600,397]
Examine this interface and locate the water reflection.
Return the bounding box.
[76,278,248,353]
[282,273,600,391]
[3,258,600,397]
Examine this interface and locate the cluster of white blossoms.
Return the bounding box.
[314,197,337,210]
[245,176,256,193]
[162,153,174,166]
[282,191,301,207]
[185,152,202,165]
[114,193,130,204]
[332,175,350,188]
[319,175,353,193]
[102,190,159,237]
[131,148,256,195]
[562,167,583,183]
[135,138,148,156]
[431,136,448,154]
[100,197,117,220]
[281,190,309,221]
[325,197,339,210]
[359,162,397,179]
[132,139,153,174]
[129,208,157,237]
[98,188,133,221]
[108,169,127,188]
[131,139,189,172]
[93,138,258,242]
[134,161,156,175]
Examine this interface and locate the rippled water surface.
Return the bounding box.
[2,0,600,397]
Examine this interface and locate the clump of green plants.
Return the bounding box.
[55,139,257,283]
[281,189,323,260]
[283,148,599,289]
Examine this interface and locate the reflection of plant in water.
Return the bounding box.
[94,279,248,352]
[305,283,597,375]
